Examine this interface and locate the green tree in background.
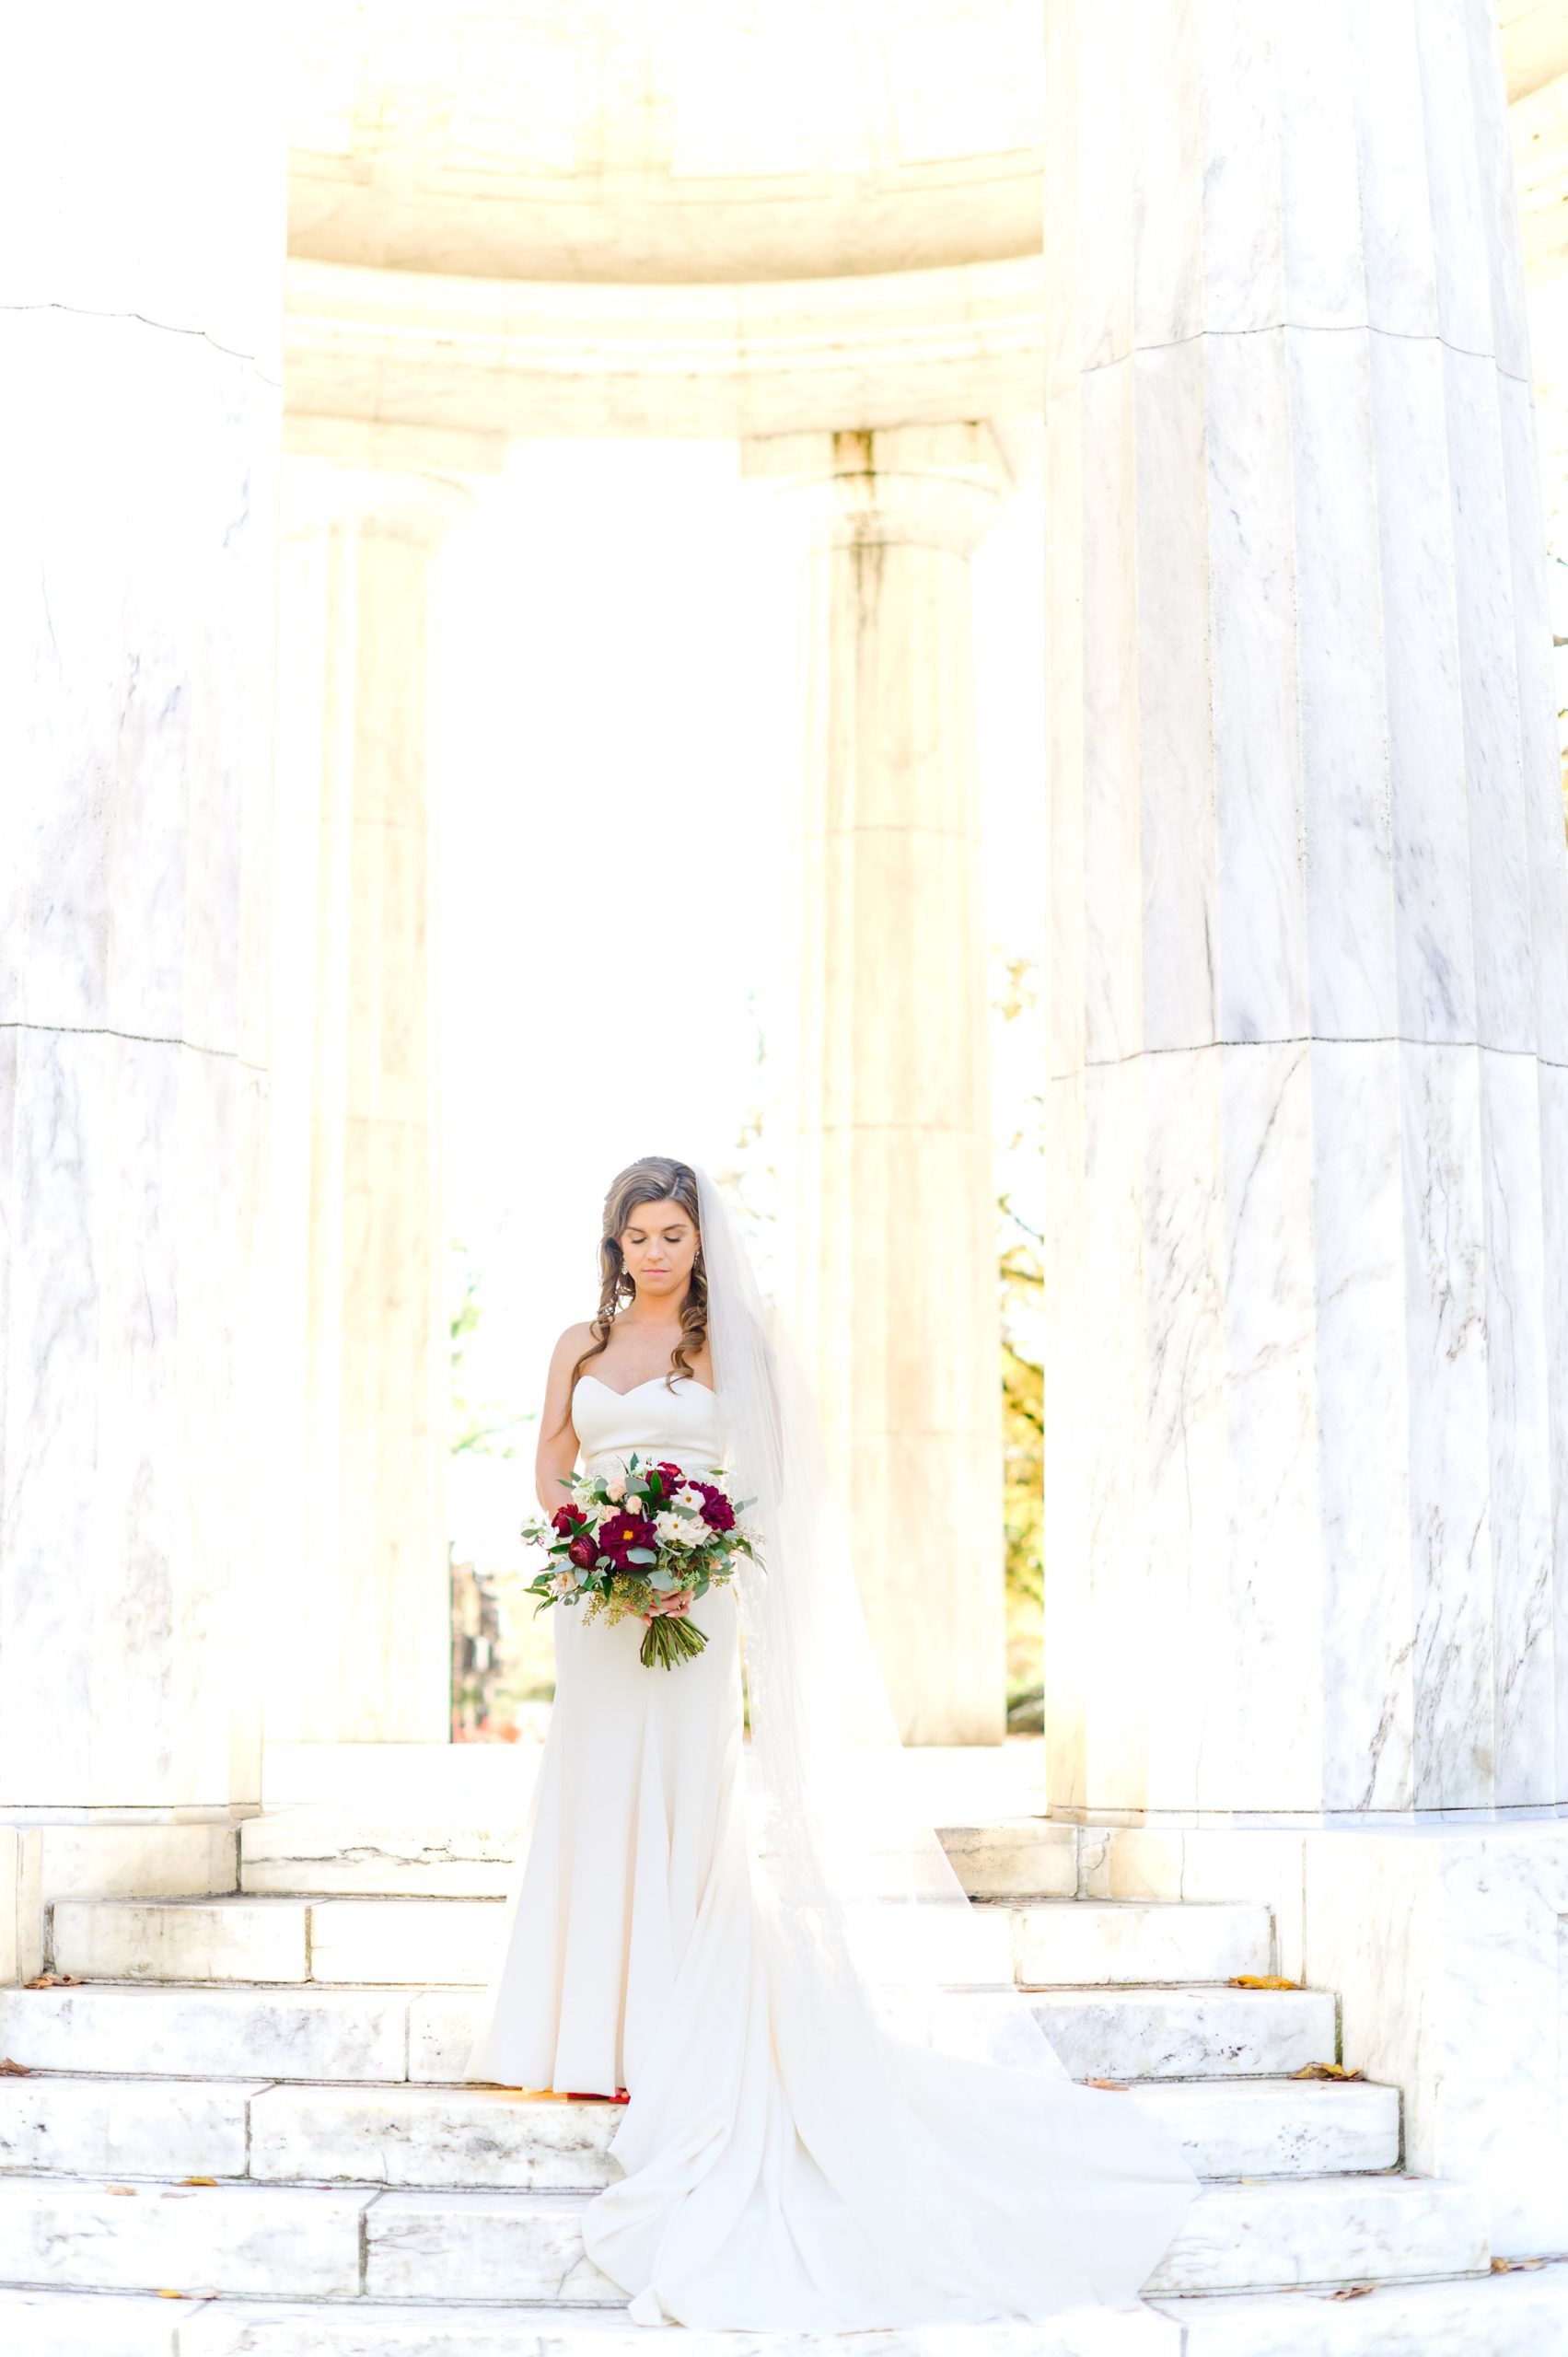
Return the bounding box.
[1555,550,1568,841]
[449,1240,532,1458]
[994,955,1045,1728]
[1001,1195,1045,1722]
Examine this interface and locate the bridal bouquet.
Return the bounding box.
[521,1456,761,1669]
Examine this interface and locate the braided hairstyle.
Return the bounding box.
[564,1156,707,1413]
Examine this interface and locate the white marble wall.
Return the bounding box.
[747,425,1009,1744]
[0,10,285,1814]
[269,462,470,1745]
[1043,0,1568,1813]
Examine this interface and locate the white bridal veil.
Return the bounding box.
[696,1162,1056,2071]
[684,1162,1201,2320]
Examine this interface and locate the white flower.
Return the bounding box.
[674,1485,704,1514]
[601,1470,626,1504]
[549,1569,576,1597]
[655,1511,690,1548]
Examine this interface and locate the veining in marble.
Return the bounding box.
[1043,0,1568,1822]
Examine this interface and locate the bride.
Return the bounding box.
[463,1155,1200,2331]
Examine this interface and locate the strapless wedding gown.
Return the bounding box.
[465,1371,740,2103]
[463,1371,1198,2331]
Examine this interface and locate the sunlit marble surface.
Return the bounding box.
[0,10,285,1820]
[749,425,1008,1743]
[1041,0,1568,1820]
[268,460,472,1746]
[284,1,1042,286]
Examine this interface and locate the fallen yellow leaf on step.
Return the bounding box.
[1229,1975,1301,1990]
[1492,2257,1548,2272]
[1327,2283,1376,2301]
[180,2177,217,2187]
[1290,2062,1366,2082]
[1084,2077,1128,2091]
[104,2186,136,2197]
[157,2292,186,2300]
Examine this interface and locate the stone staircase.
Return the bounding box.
[0,1813,1560,2354]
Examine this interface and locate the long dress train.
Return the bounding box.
[463,1368,1200,2330]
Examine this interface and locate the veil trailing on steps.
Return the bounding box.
[575,1164,1200,2328]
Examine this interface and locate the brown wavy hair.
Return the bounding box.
[563,1157,707,1415]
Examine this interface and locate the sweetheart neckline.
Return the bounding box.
[574,1372,717,1402]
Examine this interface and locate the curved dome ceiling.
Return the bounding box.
[286,0,1044,284]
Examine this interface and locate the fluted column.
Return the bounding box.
[0,9,284,1871]
[272,461,470,1746]
[748,424,1008,1745]
[1043,0,1568,1816]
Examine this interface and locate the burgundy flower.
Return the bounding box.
[598,1510,657,1569]
[566,1534,598,1571]
[653,1461,686,1496]
[696,1482,735,1533]
[552,1504,584,1536]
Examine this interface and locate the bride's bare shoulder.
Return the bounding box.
[550,1320,597,1364]
[543,1323,598,1413]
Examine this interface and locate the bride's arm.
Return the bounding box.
[535,1323,590,1515]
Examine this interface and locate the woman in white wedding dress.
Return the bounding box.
[464,1156,1200,2332]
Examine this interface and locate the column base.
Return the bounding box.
[0,1812,253,1984]
[1091,1815,1568,2254]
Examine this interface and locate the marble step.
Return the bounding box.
[1129,2079,1400,2178]
[0,2073,1401,2186]
[244,2075,1400,2191]
[0,2074,263,2179]
[937,1817,1084,1900]
[9,2272,1568,2357]
[1156,2258,1568,2352]
[0,1983,423,2083]
[0,2177,614,2303]
[239,1818,522,1899]
[0,2284,1168,2356]
[1007,1899,1271,1985]
[49,1897,511,1989]
[49,1892,1272,1991]
[1145,2174,1487,2293]
[237,1812,1086,1902]
[0,2171,1488,2302]
[0,1980,1340,2084]
[1027,1985,1338,2080]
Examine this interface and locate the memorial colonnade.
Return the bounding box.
[6,7,1568,2167]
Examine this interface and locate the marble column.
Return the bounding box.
[1043,0,1568,1817]
[747,425,1009,1746]
[0,6,285,1954]
[271,461,470,1747]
